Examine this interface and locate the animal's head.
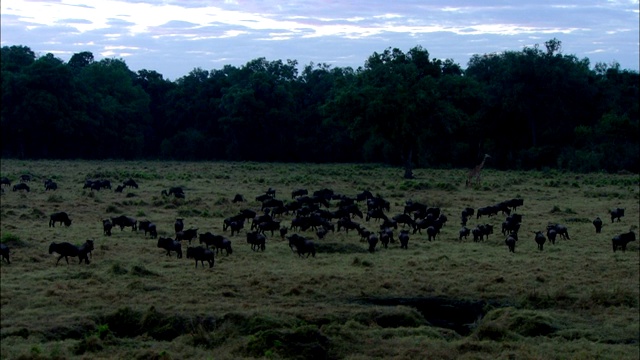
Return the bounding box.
[64,219,72,227]
[48,243,56,254]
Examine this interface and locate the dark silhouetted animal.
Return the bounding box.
[459,227,470,240]
[49,240,94,265]
[399,230,410,249]
[157,237,182,258]
[102,219,112,236]
[114,185,124,193]
[1,243,10,264]
[0,177,10,187]
[12,183,30,192]
[503,198,524,211]
[232,194,245,203]
[593,217,603,233]
[123,178,139,189]
[378,231,390,248]
[547,224,569,240]
[367,234,379,253]
[186,246,214,268]
[612,231,636,252]
[162,187,184,197]
[199,232,233,255]
[246,231,266,251]
[426,226,439,241]
[49,212,72,227]
[546,228,557,245]
[45,180,58,191]
[505,234,517,253]
[292,189,308,198]
[610,208,625,223]
[287,234,316,258]
[20,174,32,182]
[534,231,546,251]
[176,228,198,244]
[476,206,498,219]
[174,218,184,233]
[111,215,137,231]
[138,220,157,238]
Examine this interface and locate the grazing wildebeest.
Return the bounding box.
[123,178,139,189]
[246,231,267,251]
[44,179,58,191]
[175,218,184,233]
[393,213,415,229]
[504,198,524,211]
[593,217,603,233]
[232,194,245,203]
[1,243,10,264]
[199,232,233,255]
[114,185,124,193]
[367,234,379,253]
[49,240,94,265]
[399,230,410,249]
[505,233,517,253]
[157,237,182,258]
[186,246,214,268]
[111,215,137,231]
[0,177,10,187]
[476,206,498,219]
[459,227,471,241]
[291,188,308,199]
[49,212,72,227]
[610,208,625,223]
[547,224,569,240]
[162,187,184,197]
[138,220,157,238]
[534,231,546,251]
[612,231,636,252]
[20,174,32,183]
[12,183,30,192]
[102,219,113,236]
[266,187,276,198]
[287,234,316,258]
[258,220,281,236]
[176,228,198,244]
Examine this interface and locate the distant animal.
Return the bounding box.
[162,187,184,198]
[232,194,245,203]
[505,234,517,253]
[459,227,471,240]
[547,224,569,240]
[367,234,379,253]
[280,226,288,239]
[199,232,233,255]
[12,183,30,192]
[476,206,498,219]
[399,230,410,249]
[174,218,184,233]
[592,217,603,233]
[291,189,308,199]
[157,237,182,258]
[610,208,625,223]
[534,231,546,251]
[503,198,524,211]
[114,185,124,193]
[0,177,11,187]
[176,228,199,244]
[111,215,137,231]
[246,231,266,251]
[48,240,94,265]
[378,231,390,248]
[102,219,113,236]
[612,231,636,252]
[546,228,557,245]
[49,212,72,227]
[186,246,214,268]
[123,178,138,189]
[138,220,157,238]
[20,174,32,182]
[44,180,58,191]
[287,234,316,258]
[1,243,10,264]
[229,220,244,236]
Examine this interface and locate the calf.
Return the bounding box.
[12,183,30,192]
[612,231,636,252]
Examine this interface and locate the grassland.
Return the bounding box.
[1,160,638,360]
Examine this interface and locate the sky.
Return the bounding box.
[1,0,638,80]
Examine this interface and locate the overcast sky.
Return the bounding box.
[2,0,638,80]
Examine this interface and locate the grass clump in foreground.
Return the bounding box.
[0,160,638,359]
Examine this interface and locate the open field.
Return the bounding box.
[1,160,639,360]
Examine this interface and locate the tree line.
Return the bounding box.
[1,39,638,172]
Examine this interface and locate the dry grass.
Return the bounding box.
[1,160,638,359]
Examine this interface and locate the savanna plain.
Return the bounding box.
[0,160,638,360]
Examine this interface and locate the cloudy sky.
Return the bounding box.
[1,0,638,80]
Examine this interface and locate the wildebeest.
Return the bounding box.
[476,206,498,219]
[123,178,139,189]
[176,228,199,244]
[547,224,570,240]
[593,217,603,233]
[610,208,625,223]
[612,231,636,252]
[102,219,113,236]
[114,185,124,193]
[20,174,32,183]
[199,232,233,255]
[12,183,30,192]
[291,188,308,199]
[232,194,245,203]
[138,220,157,238]
[44,179,58,191]
[534,231,546,251]
[546,228,557,245]
[505,233,517,253]
[461,207,474,226]
[48,240,94,265]
[246,231,266,251]
[367,234,379,253]
[426,226,439,241]
[258,220,281,236]
[503,198,524,211]
[1,243,10,264]
[49,212,72,227]
[399,230,410,249]
[229,220,244,236]
[0,177,10,187]
[459,227,471,241]
[157,237,182,258]
[287,234,316,258]
[162,187,184,197]
[111,215,137,231]
[174,218,184,233]
[186,246,214,268]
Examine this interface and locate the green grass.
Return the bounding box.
[1,160,639,359]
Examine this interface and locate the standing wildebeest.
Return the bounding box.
[199,232,233,255]
[186,246,214,268]
[547,224,569,240]
[44,179,58,191]
[0,177,10,187]
[246,231,266,251]
[546,228,557,245]
[49,240,94,265]
[138,220,157,238]
[426,226,439,241]
[612,231,636,252]
[593,217,603,233]
[399,230,410,249]
[174,218,184,233]
[292,188,308,199]
[287,234,316,258]
[49,212,72,227]
[459,227,471,241]
[367,234,379,253]
[12,183,30,192]
[610,208,625,223]
[157,237,182,258]
[123,178,139,189]
[505,233,517,253]
[176,228,199,244]
[232,194,245,203]
[20,174,32,183]
[1,243,10,264]
[102,219,113,236]
[111,215,137,231]
[534,231,546,251]
[114,185,124,193]
[162,187,184,197]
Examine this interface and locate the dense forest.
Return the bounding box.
[1,39,638,172]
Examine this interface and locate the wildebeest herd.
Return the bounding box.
[0,173,636,269]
